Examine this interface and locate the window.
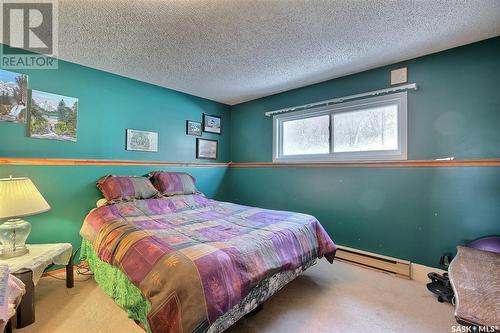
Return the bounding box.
[273,92,407,162]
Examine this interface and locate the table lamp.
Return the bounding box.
[0,176,50,258]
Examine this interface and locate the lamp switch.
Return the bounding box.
[391,67,407,85]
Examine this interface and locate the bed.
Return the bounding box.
[80,192,336,333]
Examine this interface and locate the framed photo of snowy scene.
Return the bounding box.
[0,69,28,123]
[28,90,78,142]
[202,113,222,134]
[196,138,218,160]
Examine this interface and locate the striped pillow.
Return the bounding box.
[148,171,198,196]
[97,175,159,202]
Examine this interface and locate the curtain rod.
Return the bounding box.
[264,83,418,117]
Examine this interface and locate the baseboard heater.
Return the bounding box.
[335,245,411,279]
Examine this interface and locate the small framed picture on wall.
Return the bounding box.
[126,129,158,152]
[203,113,222,134]
[186,120,202,136]
[0,69,28,123]
[196,138,218,160]
[29,90,79,142]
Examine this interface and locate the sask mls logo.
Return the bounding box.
[451,325,497,333]
[0,0,58,69]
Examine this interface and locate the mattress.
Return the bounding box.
[80,194,336,333]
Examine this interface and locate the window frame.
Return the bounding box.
[273,92,408,163]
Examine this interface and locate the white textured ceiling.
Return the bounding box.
[13,1,500,104]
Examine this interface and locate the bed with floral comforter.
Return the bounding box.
[80,194,336,333]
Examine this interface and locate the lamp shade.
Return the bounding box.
[0,177,50,219]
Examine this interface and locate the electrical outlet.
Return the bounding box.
[391,67,407,85]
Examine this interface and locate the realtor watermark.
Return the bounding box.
[451,325,498,333]
[1,0,58,69]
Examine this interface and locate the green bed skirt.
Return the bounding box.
[80,239,151,332]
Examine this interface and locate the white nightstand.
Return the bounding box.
[0,243,73,328]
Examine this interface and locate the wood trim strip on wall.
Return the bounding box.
[0,157,499,168]
[0,157,229,167]
[229,159,500,168]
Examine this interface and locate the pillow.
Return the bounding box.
[96,175,159,202]
[148,171,198,196]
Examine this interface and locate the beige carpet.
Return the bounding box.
[17,260,455,333]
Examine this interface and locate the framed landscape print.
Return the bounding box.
[196,138,218,160]
[186,120,202,136]
[29,90,78,142]
[203,113,222,134]
[126,129,158,152]
[0,69,28,123]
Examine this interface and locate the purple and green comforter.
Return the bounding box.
[80,194,336,333]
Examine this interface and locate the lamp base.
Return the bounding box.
[0,218,31,259]
[0,246,29,259]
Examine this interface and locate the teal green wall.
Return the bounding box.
[226,167,500,267]
[0,165,228,254]
[228,37,500,267]
[230,38,500,162]
[0,54,231,253]
[2,38,500,268]
[0,55,230,161]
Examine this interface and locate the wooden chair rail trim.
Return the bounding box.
[229,159,500,168]
[0,157,229,167]
[0,157,499,168]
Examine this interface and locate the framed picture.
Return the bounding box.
[186,120,202,136]
[196,138,218,160]
[203,113,222,134]
[126,129,158,152]
[29,90,78,142]
[0,69,28,123]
